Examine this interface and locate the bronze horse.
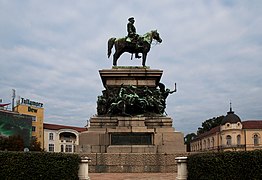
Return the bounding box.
[107,30,162,66]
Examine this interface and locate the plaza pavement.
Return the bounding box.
[89,173,177,180]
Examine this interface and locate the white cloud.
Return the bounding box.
[1,0,262,135]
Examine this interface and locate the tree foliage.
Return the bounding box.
[29,138,43,151]
[197,115,224,135]
[0,135,43,151]
[184,115,224,152]
[184,133,197,152]
[0,135,24,151]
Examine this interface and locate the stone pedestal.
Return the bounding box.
[78,157,91,180]
[99,67,163,87]
[79,116,185,154]
[78,67,185,172]
[175,157,188,180]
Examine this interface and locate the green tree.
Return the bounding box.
[0,136,8,150]
[197,115,224,135]
[0,135,24,151]
[29,137,43,151]
[184,133,197,152]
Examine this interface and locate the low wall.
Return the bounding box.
[80,153,188,173]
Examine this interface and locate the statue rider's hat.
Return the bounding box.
[128,17,135,22]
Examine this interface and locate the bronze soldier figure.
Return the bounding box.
[127,17,141,58]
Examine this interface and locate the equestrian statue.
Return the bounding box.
[107,17,162,67]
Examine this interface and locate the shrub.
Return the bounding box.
[187,150,262,180]
[0,152,81,179]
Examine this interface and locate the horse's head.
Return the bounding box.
[152,30,162,43]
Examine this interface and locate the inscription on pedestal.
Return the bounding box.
[111,133,153,145]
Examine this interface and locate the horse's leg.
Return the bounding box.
[113,52,117,66]
[142,53,147,67]
[113,51,123,66]
[113,44,119,66]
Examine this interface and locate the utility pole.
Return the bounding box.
[12,89,16,111]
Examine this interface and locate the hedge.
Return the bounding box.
[187,150,262,180]
[0,152,81,179]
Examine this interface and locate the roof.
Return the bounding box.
[0,109,34,118]
[192,126,220,142]
[221,108,241,125]
[44,123,87,132]
[0,103,10,107]
[0,109,18,114]
[192,120,262,142]
[242,120,262,129]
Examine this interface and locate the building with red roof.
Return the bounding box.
[43,123,86,153]
[191,106,262,152]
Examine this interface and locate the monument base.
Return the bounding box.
[78,116,186,173]
[77,67,186,172]
[79,116,185,154]
[80,153,189,173]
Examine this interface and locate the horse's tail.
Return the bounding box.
[107,37,116,58]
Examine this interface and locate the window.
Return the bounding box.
[49,144,54,152]
[207,139,210,149]
[203,140,206,149]
[49,133,54,140]
[32,126,36,132]
[32,116,37,121]
[65,145,72,152]
[61,145,64,152]
[226,135,232,146]
[237,135,241,145]
[254,134,259,146]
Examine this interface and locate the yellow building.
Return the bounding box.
[190,107,262,152]
[14,97,44,148]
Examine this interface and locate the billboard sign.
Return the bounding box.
[0,111,32,148]
[20,97,43,108]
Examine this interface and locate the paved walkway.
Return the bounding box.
[89,173,177,180]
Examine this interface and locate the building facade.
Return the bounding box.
[14,98,44,148]
[43,123,86,153]
[191,107,262,152]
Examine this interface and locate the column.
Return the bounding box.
[78,157,91,180]
[175,156,188,180]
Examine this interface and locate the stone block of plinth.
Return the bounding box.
[99,68,163,88]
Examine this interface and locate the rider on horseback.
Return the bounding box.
[127,17,141,58]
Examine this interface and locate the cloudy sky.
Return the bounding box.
[1,0,261,135]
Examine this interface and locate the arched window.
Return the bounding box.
[203,140,206,149]
[207,139,210,149]
[237,135,241,145]
[211,137,215,148]
[254,134,259,146]
[226,135,232,146]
